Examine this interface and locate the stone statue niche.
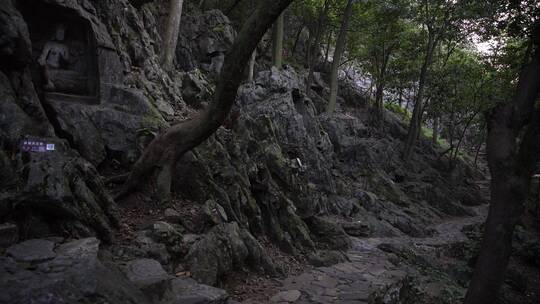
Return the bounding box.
[29,12,98,99]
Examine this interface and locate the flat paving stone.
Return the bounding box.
[271,290,302,303]
[6,239,56,263]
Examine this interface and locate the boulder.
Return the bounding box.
[146,221,184,256]
[123,258,172,300]
[270,290,302,303]
[164,277,229,304]
[305,216,351,250]
[342,221,370,237]
[164,208,182,223]
[3,138,118,240]
[186,222,275,286]
[176,10,236,74]
[307,250,348,267]
[6,239,56,263]
[0,238,150,304]
[202,199,229,225]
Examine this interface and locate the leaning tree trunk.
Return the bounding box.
[326,0,354,114]
[464,35,540,304]
[161,0,184,70]
[118,0,295,201]
[272,12,285,68]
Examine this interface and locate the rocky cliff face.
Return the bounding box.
[0,0,486,303]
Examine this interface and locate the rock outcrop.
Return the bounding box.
[0,0,488,301]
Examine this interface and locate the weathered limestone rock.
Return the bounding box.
[0,0,31,67]
[0,223,18,249]
[342,221,370,237]
[124,258,172,300]
[307,250,348,267]
[3,138,118,240]
[186,222,275,286]
[270,290,302,303]
[305,217,352,250]
[176,10,235,74]
[0,238,150,304]
[124,258,171,288]
[164,277,229,304]
[151,221,183,243]
[6,239,56,263]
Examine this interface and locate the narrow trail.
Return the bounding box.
[267,200,490,303]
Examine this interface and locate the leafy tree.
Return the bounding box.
[402,0,485,160]
[351,0,410,122]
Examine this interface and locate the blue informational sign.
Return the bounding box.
[20,138,55,153]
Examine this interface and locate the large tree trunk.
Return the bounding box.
[326,0,354,114]
[403,32,436,160]
[161,0,184,70]
[464,37,540,304]
[272,12,285,68]
[118,0,294,200]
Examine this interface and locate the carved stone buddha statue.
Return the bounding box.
[38,24,70,91]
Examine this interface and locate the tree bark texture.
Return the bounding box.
[403,31,437,160]
[326,0,354,114]
[162,0,184,70]
[464,37,540,304]
[272,13,285,68]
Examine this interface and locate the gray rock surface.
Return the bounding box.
[6,239,56,263]
[176,10,235,74]
[124,258,171,288]
[0,0,491,299]
[164,277,229,304]
[3,138,118,240]
[0,223,18,249]
[0,238,150,304]
[186,222,275,285]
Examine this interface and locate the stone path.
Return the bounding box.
[267,204,489,304]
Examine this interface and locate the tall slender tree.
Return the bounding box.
[162,0,184,70]
[402,0,455,160]
[327,0,354,114]
[272,13,285,68]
